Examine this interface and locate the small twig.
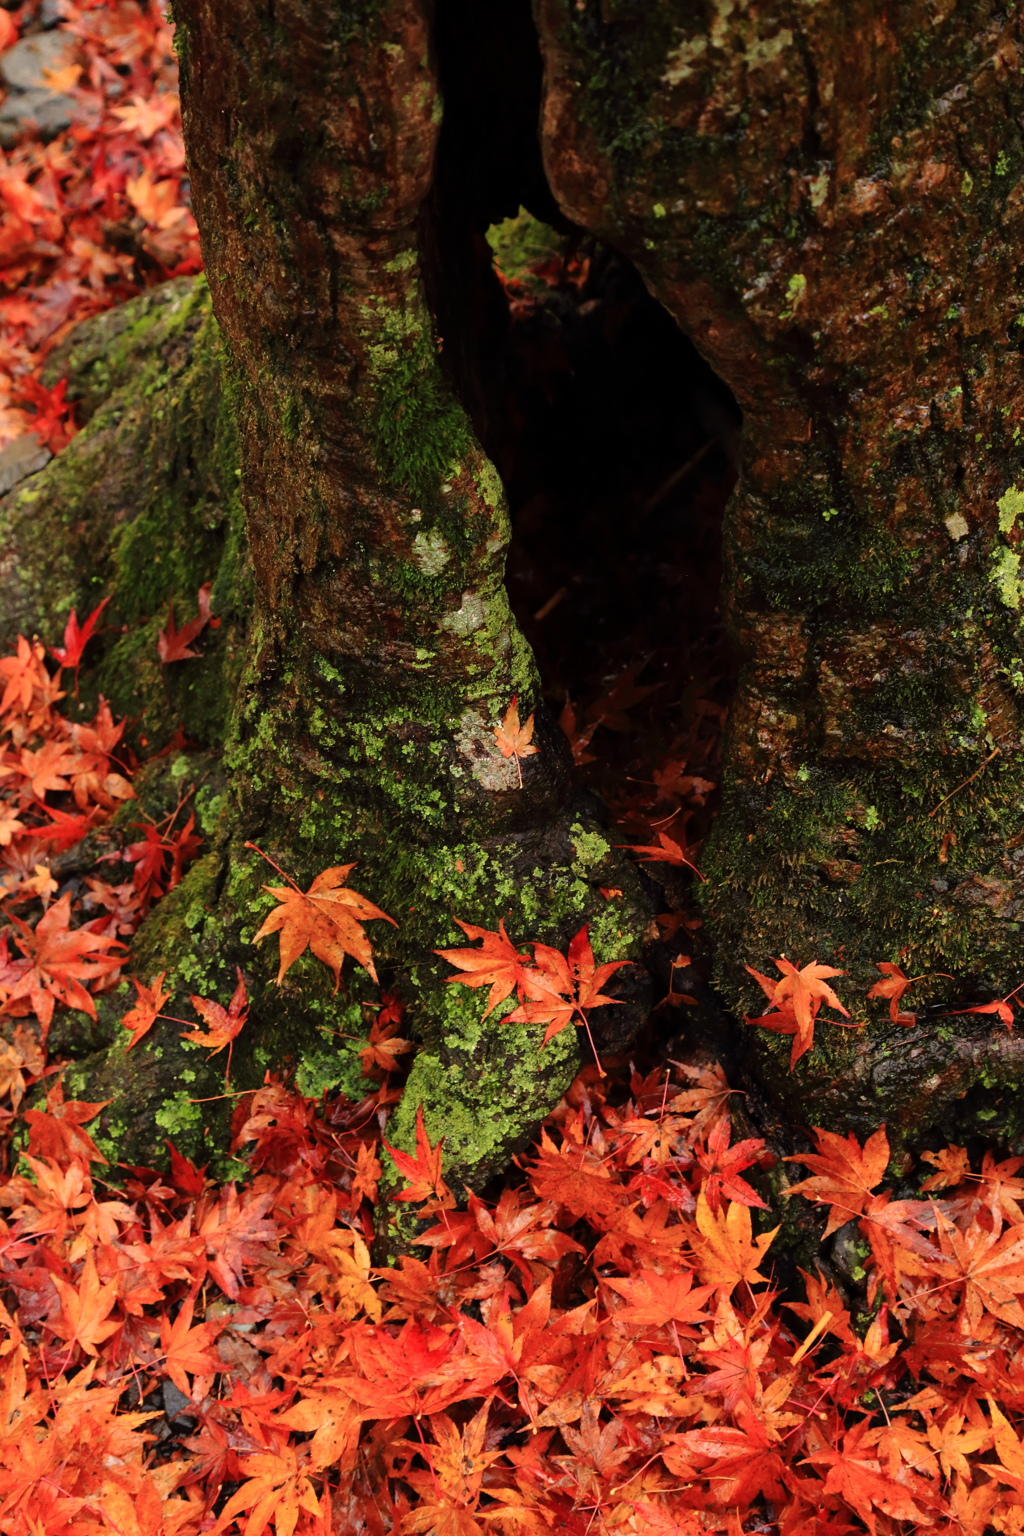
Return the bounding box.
[533,586,567,622]
[927,746,1000,818]
[245,839,304,892]
[644,438,714,514]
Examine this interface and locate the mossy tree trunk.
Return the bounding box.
[535,0,1024,1147]
[78,0,653,1200]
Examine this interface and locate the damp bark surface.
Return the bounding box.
[535,0,1024,1148]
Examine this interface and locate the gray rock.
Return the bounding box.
[0,31,75,89]
[0,433,50,497]
[0,84,77,145]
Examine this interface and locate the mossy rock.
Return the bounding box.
[0,275,250,750]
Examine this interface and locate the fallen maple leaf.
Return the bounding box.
[4,890,126,1034]
[22,1078,110,1165]
[157,582,213,662]
[867,961,918,1025]
[358,1010,413,1076]
[744,956,853,1069]
[48,1250,121,1357]
[159,1295,224,1396]
[603,1268,715,1328]
[182,966,249,1084]
[689,1190,778,1290]
[49,595,110,684]
[436,918,534,1017]
[383,1103,454,1208]
[494,696,539,787]
[784,1125,890,1235]
[120,972,172,1051]
[251,853,396,988]
[620,829,704,880]
[506,923,630,1070]
[126,166,188,229]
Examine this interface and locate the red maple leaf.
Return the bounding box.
[48,595,110,684]
[14,375,77,453]
[383,1103,453,1209]
[157,581,213,662]
[506,923,630,1068]
[619,829,704,879]
[4,890,126,1034]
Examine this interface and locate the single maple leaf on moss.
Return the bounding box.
[494,696,539,787]
[507,924,630,1069]
[253,863,395,988]
[121,971,172,1051]
[383,1103,453,1208]
[436,918,534,1018]
[183,967,248,1053]
[868,962,917,1025]
[182,967,250,1085]
[744,956,853,1069]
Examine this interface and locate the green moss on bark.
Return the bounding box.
[0,276,248,750]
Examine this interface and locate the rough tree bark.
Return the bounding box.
[68,0,652,1200]
[535,0,1024,1149]
[4,0,1024,1189]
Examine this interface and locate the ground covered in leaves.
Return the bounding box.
[0,0,199,449]
[3,627,1024,1536]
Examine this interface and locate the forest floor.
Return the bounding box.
[2,4,1024,1536]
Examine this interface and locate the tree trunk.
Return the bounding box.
[535,0,1024,1148]
[68,0,652,1199]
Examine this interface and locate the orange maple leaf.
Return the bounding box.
[251,856,395,988]
[126,167,188,230]
[603,1268,715,1328]
[159,1295,225,1396]
[688,1190,778,1290]
[383,1103,453,1208]
[744,956,853,1069]
[111,93,180,140]
[784,1125,890,1236]
[494,696,539,787]
[867,961,918,1025]
[48,1250,120,1357]
[22,1078,110,1166]
[436,918,534,1018]
[212,1443,322,1536]
[120,971,172,1051]
[181,966,249,1084]
[358,1011,413,1076]
[527,1127,626,1222]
